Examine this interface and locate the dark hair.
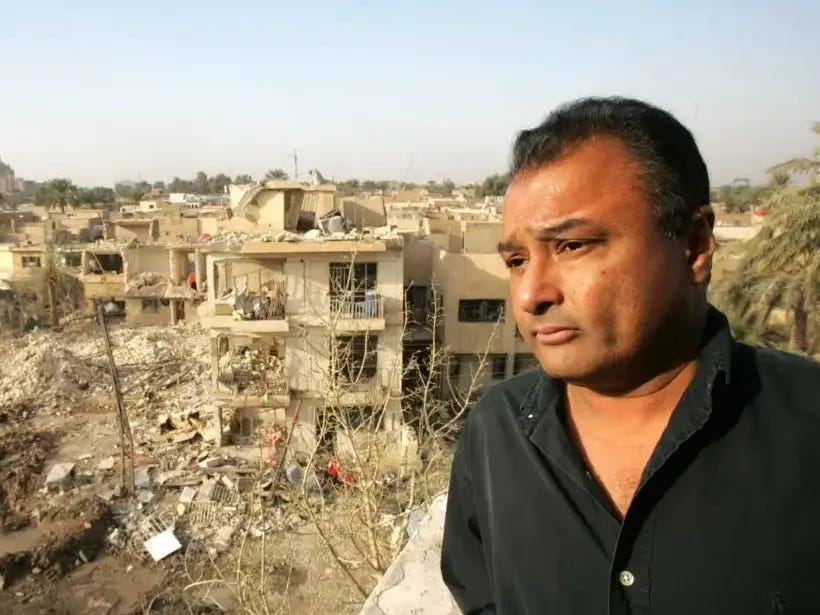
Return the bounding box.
[512,97,709,238]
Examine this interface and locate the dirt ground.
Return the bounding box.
[0,322,387,614]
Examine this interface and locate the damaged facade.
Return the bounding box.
[199,236,407,464]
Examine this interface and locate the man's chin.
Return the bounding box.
[533,348,604,385]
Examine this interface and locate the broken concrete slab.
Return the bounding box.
[213,525,235,552]
[136,490,155,504]
[97,456,116,471]
[178,486,198,504]
[172,431,200,444]
[360,495,458,615]
[134,468,152,489]
[144,528,181,561]
[198,457,225,469]
[45,462,75,489]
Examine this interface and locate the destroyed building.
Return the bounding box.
[199,233,406,459]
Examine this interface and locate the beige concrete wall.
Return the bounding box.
[113,223,153,243]
[0,249,14,279]
[340,197,387,229]
[125,298,171,326]
[199,217,220,236]
[388,217,423,233]
[402,234,435,286]
[462,221,502,253]
[82,277,125,299]
[285,327,403,398]
[16,222,46,244]
[124,246,169,276]
[428,232,462,252]
[224,258,285,292]
[434,250,515,355]
[254,190,287,229]
[158,215,199,240]
[9,250,45,282]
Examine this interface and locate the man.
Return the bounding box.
[441,97,820,614]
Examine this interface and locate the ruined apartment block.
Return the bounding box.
[199,236,406,458]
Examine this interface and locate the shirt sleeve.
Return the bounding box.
[441,427,497,614]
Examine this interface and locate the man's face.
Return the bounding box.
[501,136,695,387]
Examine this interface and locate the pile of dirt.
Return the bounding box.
[0,321,212,407]
[0,430,58,531]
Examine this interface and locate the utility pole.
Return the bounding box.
[293,149,299,181]
[97,303,135,495]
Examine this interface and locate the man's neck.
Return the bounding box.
[566,359,699,436]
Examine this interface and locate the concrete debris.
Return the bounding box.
[45,462,75,489]
[134,468,152,489]
[172,431,200,444]
[285,464,303,485]
[125,271,170,296]
[143,528,182,562]
[199,457,226,469]
[178,486,198,504]
[136,490,155,504]
[97,456,116,471]
[213,525,235,552]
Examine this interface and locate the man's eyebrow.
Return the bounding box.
[498,217,604,253]
[497,238,523,253]
[532,217,598,240]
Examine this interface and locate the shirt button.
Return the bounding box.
[618,570,635,587]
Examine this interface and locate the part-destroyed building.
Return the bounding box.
[198,233,406,456]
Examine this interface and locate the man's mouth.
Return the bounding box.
[532,325,578,345]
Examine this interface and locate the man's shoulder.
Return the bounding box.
[733,341,820,415]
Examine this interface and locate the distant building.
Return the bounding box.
[0,158,16,194]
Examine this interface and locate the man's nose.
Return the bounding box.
[514,257,562,315]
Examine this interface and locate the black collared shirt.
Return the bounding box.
[441,308,820,614]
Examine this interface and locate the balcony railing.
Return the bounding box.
[329,292,384,319]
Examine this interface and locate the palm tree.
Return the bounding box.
[714,189,819,354]
[264,169,289,181]
[767,122,820,185]
[712,123,820,354]
[46,178,77,213]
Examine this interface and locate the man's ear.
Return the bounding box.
[685,205,716,285]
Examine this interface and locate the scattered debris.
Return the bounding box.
[140,516,181,562]
[44,463,75,490]
[133,468,152,489]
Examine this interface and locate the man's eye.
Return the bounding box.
[505,256,526,270]
[556,240,588,253]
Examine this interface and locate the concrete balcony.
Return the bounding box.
[329,292,386,331]
[202,281,289,333]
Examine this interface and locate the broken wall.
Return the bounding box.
[112,222,156,243]
[340,197,387,229]
[157,215,199,241]
[125,298,172,327]
[124,246,171,278]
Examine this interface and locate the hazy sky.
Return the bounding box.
[1,0,817,187]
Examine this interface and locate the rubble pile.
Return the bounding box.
[0,322,212,418]
[217,347,288,396]
[0,320,334,595]
[205,223,400,247]
[228,283,287,321]
[125,271,171,296]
